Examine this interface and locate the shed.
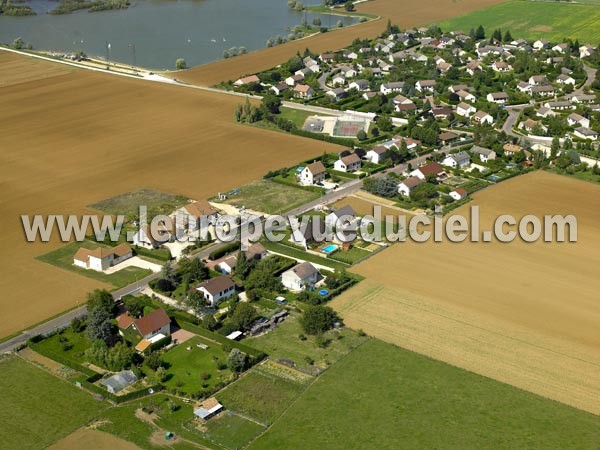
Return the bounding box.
[100,370,138,394]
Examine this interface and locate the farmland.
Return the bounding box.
[176,0,509,86]
[47,429,140,450]
[437,0,600,44]
[249,339,600,450]
[0,51,75,87]
[0,50,341,338]
[331,171,600,415]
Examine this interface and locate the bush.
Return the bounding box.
[300,305,339,335]
[209,242,241,260]
[175,58,186,70]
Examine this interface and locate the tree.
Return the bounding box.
[177,257,208,283]
[312,17,321,26]
[344,0,354,11]
[239,47,247,55]
[162,262,175,284]
[86,289,115,315]
[71,317,84,333]
[337,20,344,28]
[202,313,218,331]
[175,58,186,70]
[244,96,252,119]
[551,137,560,159]
[124,296,145,317]
[300,305,338,335]
[410,182,438,203]
[227,348,248,372]
[356,129,367,141]
[186,290,206,316]
[376,114,393,132]
[86,307,114,344]
[229,302,257,331]
[262,94,282,114]
[235,103,243,122]
[492,28,502,42]
[145,352,163,371]
[475,25,485,40]
[12,37,23,50]
[503,30,513,43]
[235,250,249,278]
[155,366,167,383]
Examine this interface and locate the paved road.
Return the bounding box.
[574,64,597,96]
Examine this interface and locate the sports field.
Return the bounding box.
[437,0,600,43]
[0,51,341,338]
[331,171,600,414]
[250,339,600,449]
[176,0,508,86]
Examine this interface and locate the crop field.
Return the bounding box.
[89,188,189,220]
[437,0,600,43]
[47,429,140,450]
[176,0,508,86]
[249,339,600,450]
[0,50,75,87]
[331,171,600,414]
[0,51,341,338]
[0,356,107,450]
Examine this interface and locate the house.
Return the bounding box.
[517,81,532,93]
[245,243,268,262]
[303,56,318,68]
[456,102,476,118]
[492,61,511,72]
[449,84,469,94]
[536,107,555,118]
[574,127,598,140]
[339,65,357,78]
[331,74,346,86]
[528,75,547,86]
[290,217,326,249]
[270,83,288,96]
[456,90,476,102]
[218,255,237,274]
[363,91,378,101]
[397,176,423,196]
[567,113,590,129]
[285,74,304,86]
[487,92,509,104]
[466,60,482,75]
[473,110,494,125]
[411,162,447,180]
[175,200,219,232]
[100,370,137,394]
[533,39,549,51]
[449,188,468,200]
[282,262,320,291]
[365,145,387,164]
[471,145,496,162]
[556,74,576,85]
[531,85,555,97]
[194,398,223,420]
[326,87,348,102]
[73,243,133,272]
[380,81,405,95]
[132,222,172,249]
[442,151,470,169]
[568,94,596,104]
[118,308,171,353]
[520,118,547,134]
[439,131,459,145]
[295,67,312,78]
[437,61,453,73]
[348,79,369,91]
[195,276,236,306]
[325,205,357,228]
[319,53,335,63]
[415,79,436,92]
[552,43,568,53]
[334,153,361,172]
[233,75,259,86]
[299,161,326,185]
[503,143,524,155]
[580,45,595,58]
[293,84,314,99]
[544,100,575,111]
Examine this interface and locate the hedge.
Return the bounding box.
[209,241,241,260]
[272,175,323,193]
[290,128,355,147]
[28,340,98,378]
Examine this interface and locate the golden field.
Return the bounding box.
[0,51,340,337]
[48,429,140,450]
[177,0,508,86]
[331,171,600,414]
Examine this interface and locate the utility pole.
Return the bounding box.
[129,43,136,69]
[105,41,111,70]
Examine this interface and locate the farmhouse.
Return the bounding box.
[100,370,138,394]
[195,276,236,306]
[73,243,133,272]
[282,262,320,292]
[397,176,423,196]
[442,151,470,169]
[334,153,361,172]
[299,161,326,186]
[449,188,468,200]
[471,145,496,162]
[411,162,447,181]
[194,397,223,420]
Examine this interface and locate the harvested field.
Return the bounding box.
[47,428,140,450]
[0,53,341,338]
[331,171,600,414]
[0,51,75,87]
[177,0,508,86]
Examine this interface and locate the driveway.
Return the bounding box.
[103,256,163,275]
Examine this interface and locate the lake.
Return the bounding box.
[0,0,358,70]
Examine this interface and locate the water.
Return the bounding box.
[0,0,357,70]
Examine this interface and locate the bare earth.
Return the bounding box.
[0,51,340,337]
[331,171,600,414]
[177,0,508,86]
[47,428,140,450]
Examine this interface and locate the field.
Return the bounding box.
[0,50,75,87]
[47,429,140,450]
[0,356,107,450]
[220,180,320,214]
[331,171,600,414]
[0,50,342,338]
[176,0,509,86]
[249,339,600,450]
[437,0,600,43]
[89,188,189,219]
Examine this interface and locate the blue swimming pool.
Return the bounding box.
[321,244,339,254]
[318,289,329,297]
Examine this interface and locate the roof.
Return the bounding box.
[183,200,218,218]
[135,339,152,353]
[330,205,357,218]
[453,188,468,196]
[449,151,470,162]
[439,131,459,142]
[245,243,266,259]
[471,145,494,156]
[474,110,491,119]
[341,153,361,165]
[286,261,319,280]
[100,370,137,393]
[417,79,436,87]
[490,92,509,99]
[134,308,170,336]
[196,275,235,296]
[236,75,259,84]
[418,162,445,176]
[575,127,598,136]
[194,397,223,419]
[369,145,387,155]
[294,84,312,93]
[401,176,423,188]
[74,244,132,262]
[226,331,243,340]
[503,143,523,153]
[117,312,135,330]
[305,161,326,175]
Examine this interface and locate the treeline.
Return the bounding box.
[50,0,129,15]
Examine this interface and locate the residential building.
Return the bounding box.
[449,188,468,200]
[365,145,387,164]
[299,161,326,185]
[442,151,471,169]
[397,176,423,196]
[325,205,357,228]
[282,262,320,291]
[195,276,236,306]
[333,153,361,172]
[73,243,133,272]
[411,162,447,180]
[471,145,496,162]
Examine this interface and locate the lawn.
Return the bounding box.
[36,240,152,288]
[250,339,600,450]
[278,107,313,129]
[436,0,600,43]
[33,326,92,366]
[0,356,107,450]
[260,240,348,270]
[247,315,368,371]
[202,412,265,450]
[160,336,234,395]
[89,188,188,220]
[220,179,320,214]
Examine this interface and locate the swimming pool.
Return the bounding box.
[321,244,339,254]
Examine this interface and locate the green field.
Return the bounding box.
[202,413,265,450]
[437,0,600,43]
[0,356,106,450]
[250,339,600,450]
[36,240,152,288]
[220,179,320,214]
[89,188,188,219]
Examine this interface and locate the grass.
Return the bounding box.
[89,188,188,220]
[278,107,313,129]
[160,336,234,395]
[247,315,368,371]
[202,412,265,450]
[36,240,152,288]
[220,179,320,214]
[260,240,348,270]
[436,0,600,43]
[34,326,92,365]
[0,356,107,450]
[250,339,600,450]
[326,245,371,264]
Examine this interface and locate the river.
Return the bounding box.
[0,0,358,69]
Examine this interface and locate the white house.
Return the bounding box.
[411,162,447,180]
[574,127,598,140]
[132,222,172,250]
[397,176,423,196]
[567,113,590,129]
[174,200,219,232]
[473,110,494,125]
[270,84,289,96]
[299,161,326,186]
[73,243,133,272]
[456,102,476,118]
[281,262,320,292]
[442,151,471,169]
[470,145,496,162]
[556,74,576,85]
[233,75,260,86]
[285,74,304,86]
[456,90,476,102]
[348,79,369,91]
[487,92,509,104]
[365,146,387,164]
[293,84,314,99]
[491,61,512,72]
[334,153,361,172]
[380,81,404,95]
[415,79,436,92]
[331,74,346,86]
[449,188,468,200]
[195,276,236,306]
[325,205,357,228]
